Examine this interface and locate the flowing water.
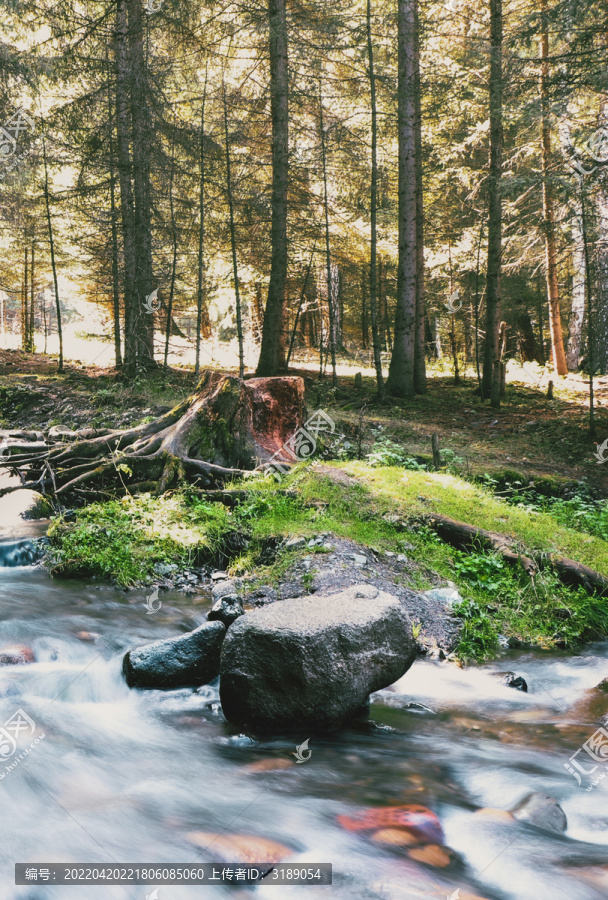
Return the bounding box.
[1,560,608,900]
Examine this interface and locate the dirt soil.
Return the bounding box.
[2,348,608,495]
[228,533,461,657]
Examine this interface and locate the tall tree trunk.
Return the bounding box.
[256,0,289,376]
[413,0,426,393]
[366,0,385,397]
[22,246,28,352]
[449,315,460,384]
[537,275,546,364]
[127,0,154,373]
[319,82,337,386]
[378,258,386,349]
[517,312,542,363]
[464,306,472,361]
[253,282,264,343]
[567,201,586,370]
[384,287,392,349]
[107,40,122,369]
[114,0,138,378]
[286,246,315,368]
[596,168,608,374]
[195,71,209,379]
[224,81,245,379]
[580,175,597,437]
[482,0,503,407]
[474,217,484,389]
[318,280,324,377]
[164,121,178,374]
[448,239,459,384]
[387,0,417,398]
[29,241,35,352]
[540,0,567,376]
[361,271,368,349]
[433,317,442,359]
[42,134,63,372]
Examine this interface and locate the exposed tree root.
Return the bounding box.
[0,370,305,503]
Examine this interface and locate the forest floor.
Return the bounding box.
[1,346,607,495]
[4,346,608,661]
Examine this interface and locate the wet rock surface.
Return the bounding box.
[123,620,226,689]
[237,533,462,655]
[220,583,417,732]
[509,791,567,834]
[0,539,43,567]
[0,644,35,665]
[207,593,244,628]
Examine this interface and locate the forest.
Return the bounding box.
[0,0,606,405]
[3,3,608,899]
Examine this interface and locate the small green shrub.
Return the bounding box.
[366,438,428,470]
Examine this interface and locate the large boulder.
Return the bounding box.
[219,584,416,732]
[122,621,225,689]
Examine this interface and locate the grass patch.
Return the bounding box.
[46,492,241,586]
[45,459,608,657]
[330,462,608,572]
[448,548,608,661]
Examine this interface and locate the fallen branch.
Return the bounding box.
[424,512,608,596]
[425,513,538,576]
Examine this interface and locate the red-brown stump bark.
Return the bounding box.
[0,370,305,501]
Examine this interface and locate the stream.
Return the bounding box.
[1,560,608,899]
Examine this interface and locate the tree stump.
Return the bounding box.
[0,370,306,499]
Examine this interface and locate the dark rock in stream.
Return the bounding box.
[122,621,226,689]
[220,583,416,732]
[0,644,35,665]
[0,539,41,567]
[503,673,528,692]
[207,594,244,628]
[510,791,567,834]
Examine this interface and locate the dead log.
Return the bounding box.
[425,512,608,596]
[0,370,305,500]
[426,513,537,576]
[549,555,608,595]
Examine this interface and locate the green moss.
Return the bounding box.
[46,493,238,586]
[45,461,608,658]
